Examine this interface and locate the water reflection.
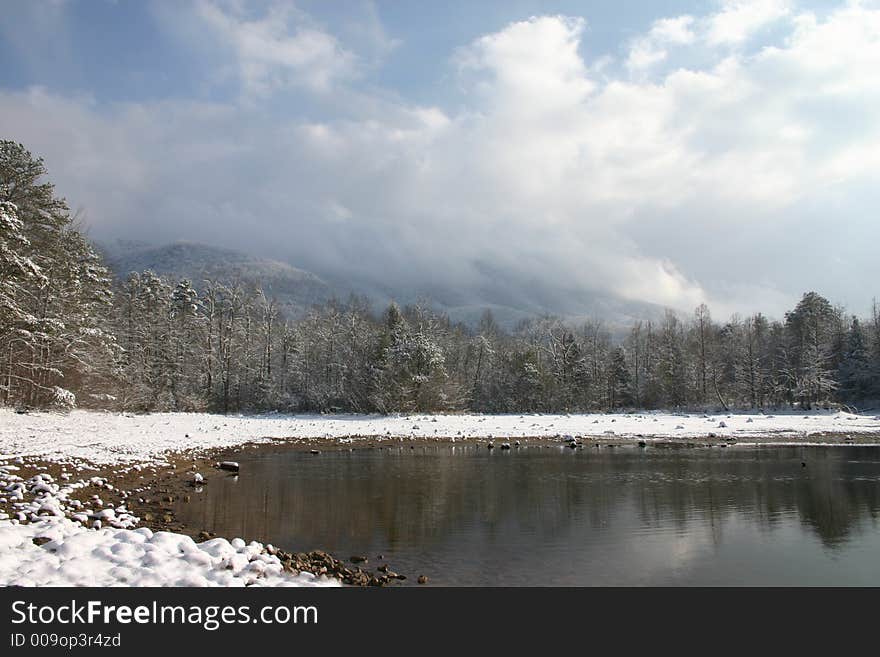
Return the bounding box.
[175,446,880,585]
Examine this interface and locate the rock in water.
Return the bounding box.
[417,575,429,585]
[217,461,240,472]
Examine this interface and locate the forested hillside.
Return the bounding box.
[99,240,335,316]
[2,140,879,414]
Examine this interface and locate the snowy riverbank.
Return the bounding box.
[0,462,341,587]
[3,408,880,587]
[3,408,880,467]
[0,517,338,587]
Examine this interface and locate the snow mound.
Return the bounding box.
[0,517,339,587]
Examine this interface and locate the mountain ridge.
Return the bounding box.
[97,239,674,331]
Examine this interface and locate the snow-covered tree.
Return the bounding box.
[0,140,117,408]
[784,292,838,408]
[838,318,872,403]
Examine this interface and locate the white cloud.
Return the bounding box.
[653,16,698,44]
[2,3,880,319]
[627,16,696,71]
[457,16,595,114]
[706,0,792,45]
[194,0,358,96]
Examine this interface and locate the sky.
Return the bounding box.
[1,0,878,320]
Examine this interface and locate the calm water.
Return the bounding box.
[175,445,880,586]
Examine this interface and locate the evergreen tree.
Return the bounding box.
[607,346,631,409]
[0,140,116,408]
[838,318,872,403]
[785,292,837,408]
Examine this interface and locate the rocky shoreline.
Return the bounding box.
[274,549,409,586]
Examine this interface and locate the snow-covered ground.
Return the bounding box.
[3,407,880,587]
[2,408,880,467]
[0,517,338,587]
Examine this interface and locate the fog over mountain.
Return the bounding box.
[99,239,670,330]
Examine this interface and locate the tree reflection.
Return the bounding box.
[177,445,880,569]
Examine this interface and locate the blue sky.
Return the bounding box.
[1,2,702,102]
[1,0,878,318]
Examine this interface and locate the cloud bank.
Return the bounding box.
[1,1,879,319]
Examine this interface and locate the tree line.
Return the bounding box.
[2,140,879,414]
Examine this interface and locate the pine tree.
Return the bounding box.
[838,317,872,403]
[785,292,837,409]
[0,140,117,408]
[607,346,631,410]
[0,200,45,404]
[658,311,688,408]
